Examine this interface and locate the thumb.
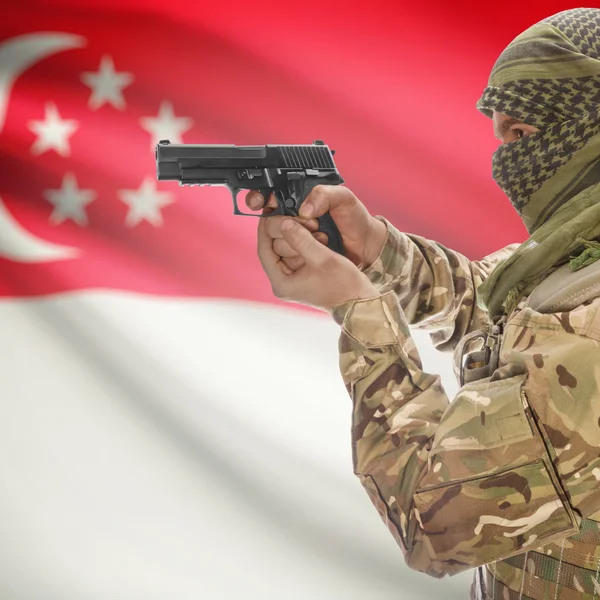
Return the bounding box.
[281,219,328,264]
[299,185,354,218]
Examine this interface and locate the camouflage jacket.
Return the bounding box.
[330,217,600,579]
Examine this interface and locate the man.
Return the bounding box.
[247,8,600,599]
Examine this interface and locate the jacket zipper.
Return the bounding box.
[519,388,580,529]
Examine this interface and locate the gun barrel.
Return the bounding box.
[156,141,337,181]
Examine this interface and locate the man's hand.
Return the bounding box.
[258,216,379,312]
[246,185,387,272]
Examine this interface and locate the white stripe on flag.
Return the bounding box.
[0,293,468,599]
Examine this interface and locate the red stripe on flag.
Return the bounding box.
[0,1,583,299]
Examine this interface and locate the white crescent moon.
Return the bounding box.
[0,197,80,262]
[0,33,86,262]
[0,32,85,134]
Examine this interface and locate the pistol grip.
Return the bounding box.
[295,180,345,256]
[262,180,345,255]
[316,212,344,255]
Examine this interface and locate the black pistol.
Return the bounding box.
[155,139,345,255]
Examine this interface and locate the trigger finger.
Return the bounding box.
[260,192,279,216]
[266,192,278,210]
[246,191,265,211]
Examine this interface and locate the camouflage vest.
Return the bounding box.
[458,259,600,599]
[471,518,600,599]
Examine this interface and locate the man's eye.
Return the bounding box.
[513,128,526,139]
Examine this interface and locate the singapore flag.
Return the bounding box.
[0,2,525,598]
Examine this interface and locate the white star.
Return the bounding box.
[117,177,175,227]
[139,101,193,150]
[43,172,96,226]
[28,102,78,157]
[80,55,134,110]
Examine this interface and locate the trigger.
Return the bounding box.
[263,189,285,215]
[258,188,273,208]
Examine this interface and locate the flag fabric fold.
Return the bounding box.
[0,1,582,597]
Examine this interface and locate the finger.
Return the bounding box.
[266,192,278,210]
[273,237,300,259]
[314,232,328,245]
[299,185,354,218]
[261,195,280,216]
[273,230,326,257]
[258,193,279,214]
[279,260,294,276]
[257,214,288,280]
[282,255,305,271]
[264,215,320,239]
[246,191,265,211]
[280,219,329,264]
[303,218,319,232]
[248,191,283,212]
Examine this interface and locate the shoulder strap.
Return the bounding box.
[457,261,600,384]
[526,259,600,313]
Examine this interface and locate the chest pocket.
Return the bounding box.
[411,373,579,575]
[426,374,533,473]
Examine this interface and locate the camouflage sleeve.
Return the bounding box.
[331,291,585,578]
[363,216,520,351]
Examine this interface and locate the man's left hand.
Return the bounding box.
[258,217,380,312]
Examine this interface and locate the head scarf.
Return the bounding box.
[475,8,600,318]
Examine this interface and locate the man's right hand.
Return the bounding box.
[245,185,388,272]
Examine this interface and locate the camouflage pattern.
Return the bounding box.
[484,523,600,599]
[330,218,600,596]
[355,216,519,352]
